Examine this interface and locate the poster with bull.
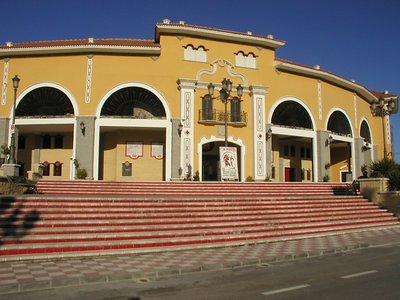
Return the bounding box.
[219,146,239,181]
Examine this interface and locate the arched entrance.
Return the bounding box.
[270,99,315,182]
[202,141,241,181]
[360,119,373,173]
[96,85,170,181]
[14,85,76,179]
[327,110,354,182]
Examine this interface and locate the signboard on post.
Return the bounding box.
[219,146,239,181]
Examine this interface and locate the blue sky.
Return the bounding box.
[2,0,399,160]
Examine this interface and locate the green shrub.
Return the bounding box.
[76,168,87,179]
[246,176,254,182]
[369,158,400,191]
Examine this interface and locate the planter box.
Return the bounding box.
[358,178,389,204]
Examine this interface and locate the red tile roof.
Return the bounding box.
[0,38,159,49]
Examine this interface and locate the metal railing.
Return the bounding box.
[198,109,247,125]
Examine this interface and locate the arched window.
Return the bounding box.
[271,101,313,129]
[53,161,62,176]
[42,161,50,176]
[327,111,352,136]
[360,120,371,143]
[16,87,74,117]
[101,87,166,119]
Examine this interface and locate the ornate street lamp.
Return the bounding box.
[9,75,20,164]
[206,78,243,146]
[370,96,396,157]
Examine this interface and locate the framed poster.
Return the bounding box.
[151,142,164,160]
[219,146,239,181]
[126,141,143,159]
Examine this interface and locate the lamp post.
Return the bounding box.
[370,96,396,157]
[206,78,243,146]
[9,75,20,164]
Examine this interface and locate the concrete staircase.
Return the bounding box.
[0,181,399,262]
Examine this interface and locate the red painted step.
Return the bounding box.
[0,181,398,261]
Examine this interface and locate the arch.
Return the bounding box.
[96,83,171,120]
[269,97,315,130]
[198,136,246,182]
[10,82,79,116]
[326,109,353,137]
[360,118,372,143]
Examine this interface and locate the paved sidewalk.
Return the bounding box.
[1,226,400,295]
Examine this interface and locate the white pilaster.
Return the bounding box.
[85,55,94,103]
[1,59,9,106]
[177,79,197,178]
[250,85,268,181]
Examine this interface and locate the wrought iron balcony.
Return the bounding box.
[198,109,247,126]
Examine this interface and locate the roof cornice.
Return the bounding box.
[0,41,160,57]
[156,22,285,49]
[274,59,378,102]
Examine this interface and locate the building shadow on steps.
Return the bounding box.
[0,196,40,247]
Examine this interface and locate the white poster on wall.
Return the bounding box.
[219,146,239,181]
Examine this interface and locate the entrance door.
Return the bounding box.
[202,141,241,181]
[202,155,219,181]
[285,167,295,182]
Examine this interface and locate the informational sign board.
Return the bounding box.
[219,146,239,181]
[126,141,143,159]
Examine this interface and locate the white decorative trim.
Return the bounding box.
[251,86,267,180]
[317,80,322,120]
[257,141,264,176]
[1,60,9,106]
[177,79,196,178]
[235,52,256,69]
[275,60,377,103]
[0,45,161,56]
[196,59,248,86]
[156,24,285,49]
[184,45,207,63]
[184,92,191,128]
[385,115,392,145]
[85,56,93,103]
[353,94,358,129]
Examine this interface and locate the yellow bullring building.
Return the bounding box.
[0,20,398,183]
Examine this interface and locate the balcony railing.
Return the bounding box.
[198,109,247,126]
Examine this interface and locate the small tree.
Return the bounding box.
[73,159,87,179]
[0,144,10,163]
[323,163,331,182]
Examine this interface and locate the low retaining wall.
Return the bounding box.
[359,178,400,217]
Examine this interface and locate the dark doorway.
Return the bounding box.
[202,141,241,181]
